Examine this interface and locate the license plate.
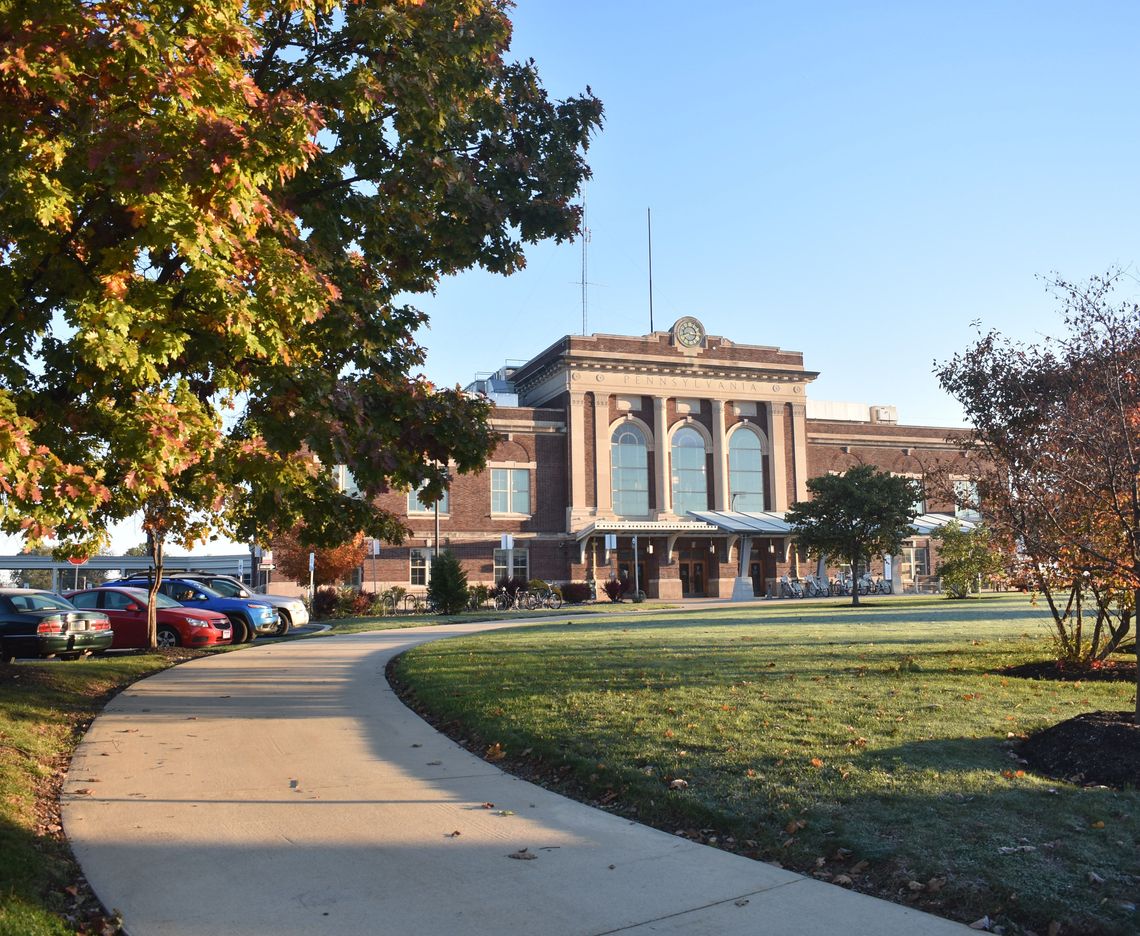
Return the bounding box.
[221,629,232,638]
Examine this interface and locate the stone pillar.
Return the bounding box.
[711,398,729,511]
[767,401,788,511]
[568,392,590,527]
[731,535,754,600]
[594,394,612,514]
[653,395,671,517]
[791,403,809,502]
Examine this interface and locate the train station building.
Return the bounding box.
[362,317,976,599]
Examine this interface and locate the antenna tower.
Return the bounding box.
[580,198,590,335]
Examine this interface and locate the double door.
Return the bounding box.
[678,560,705,598]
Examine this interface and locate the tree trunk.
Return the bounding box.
[1134,584,1139,724]
[145,529,164,650]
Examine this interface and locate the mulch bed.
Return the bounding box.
[1019,711,1139,789]
[1001,658,1137,682]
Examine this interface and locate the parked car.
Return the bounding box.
[175,573,308,636]
[0,588,113,661]
[65,586,232,649]
[104,577,277,644]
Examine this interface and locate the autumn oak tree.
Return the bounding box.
[938,271,1140,720]
[0,0,602,643]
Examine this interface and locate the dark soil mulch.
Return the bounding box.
[1020,710,1140,789]
[1001,658,1137,682]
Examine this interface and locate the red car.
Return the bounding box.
[65,586,232,649]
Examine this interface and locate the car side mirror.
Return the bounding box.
[126,603,141,613]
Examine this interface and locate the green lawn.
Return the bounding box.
[391,594,1138,936]
[0,653,202,935]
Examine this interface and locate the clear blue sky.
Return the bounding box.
[416,0,1140,428]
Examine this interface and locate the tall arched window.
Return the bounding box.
[671,426,708,516]
[611,424,649,516]
[728,428,765,511]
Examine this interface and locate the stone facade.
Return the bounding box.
[285,318,974,600]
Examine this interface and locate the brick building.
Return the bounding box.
[345,317,975,600]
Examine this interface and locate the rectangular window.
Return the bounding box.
[332,464,360,497]
[493,548,529,582]
[408,483,449,515]
[953,480,980,521]
[491,468,530,514]
[904,546,930,578]
[410,549,429,586]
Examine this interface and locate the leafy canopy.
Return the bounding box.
[785,465,923,605]
[937,271,1138,685]
[0,0,603,557]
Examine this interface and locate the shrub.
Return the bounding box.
[468,584,491,609]
[602,578,625,603]
[312,586,338,620]
[528,578,549,592]
[561,582,592,604]
[496,576,527,596]
[428,551,469,615]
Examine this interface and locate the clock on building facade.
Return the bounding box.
[672,316,705,348]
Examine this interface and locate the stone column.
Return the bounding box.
[711,398,728,511]
[568,392,589,527]
[653,395,671,517]
[767,401,788,511]
[594,394,612,514]
[791,402,809,502]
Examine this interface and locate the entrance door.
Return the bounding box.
[679,560,705,597]
[750,562,762,597]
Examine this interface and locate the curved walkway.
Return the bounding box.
[64,622,970,936]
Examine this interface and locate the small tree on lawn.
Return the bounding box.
[786,465,924,606]
[427,551,468,615]
[935,522,1008,599]
[937,270,1139,719]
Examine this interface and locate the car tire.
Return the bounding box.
[227,615,252,644]
[156,626,179,649]
[273,612,291,637]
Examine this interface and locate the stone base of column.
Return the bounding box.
[730,577,756,601]
[650,578,682,600]
[710,577,736,598]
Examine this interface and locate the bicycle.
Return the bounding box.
[533,586,563,610]
[779,575,803,599]
[493,587,514,611]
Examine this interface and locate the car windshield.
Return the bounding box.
[9,592,77,612]
[119,588,180,609]
[203,578,249,598]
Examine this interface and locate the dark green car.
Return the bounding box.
[0,588,113,662]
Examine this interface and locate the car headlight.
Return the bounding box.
[181,616,208,628]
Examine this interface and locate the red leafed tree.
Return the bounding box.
[938,270,1140,720]
[274,526,367,588]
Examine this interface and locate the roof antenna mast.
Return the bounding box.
[580,196,590,336]
[647,206,655,333]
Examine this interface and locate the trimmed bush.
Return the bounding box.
[561,582,592,604]
[428,550,469,615]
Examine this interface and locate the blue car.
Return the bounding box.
[106,577,278,644]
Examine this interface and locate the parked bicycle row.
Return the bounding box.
[778,572,892,598]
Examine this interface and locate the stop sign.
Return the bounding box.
[66,556,88,566]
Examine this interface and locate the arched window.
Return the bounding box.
[728,429,765,511]
[611,424,649,516]
[671,426,708,516]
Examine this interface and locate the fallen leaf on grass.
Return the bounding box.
[508,848,537,860]
[1090,820,1105,829]
[968,916,991,931]
[809,757,824,768]
[485,742,506,762]
[784,819,806,835]
[669,778,689,790]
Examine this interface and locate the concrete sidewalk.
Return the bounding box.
[64,622,971,936]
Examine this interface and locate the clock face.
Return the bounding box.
[674,317,704,348]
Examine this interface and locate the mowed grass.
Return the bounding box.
[392,594,1138,936]
[0,654,200,935]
